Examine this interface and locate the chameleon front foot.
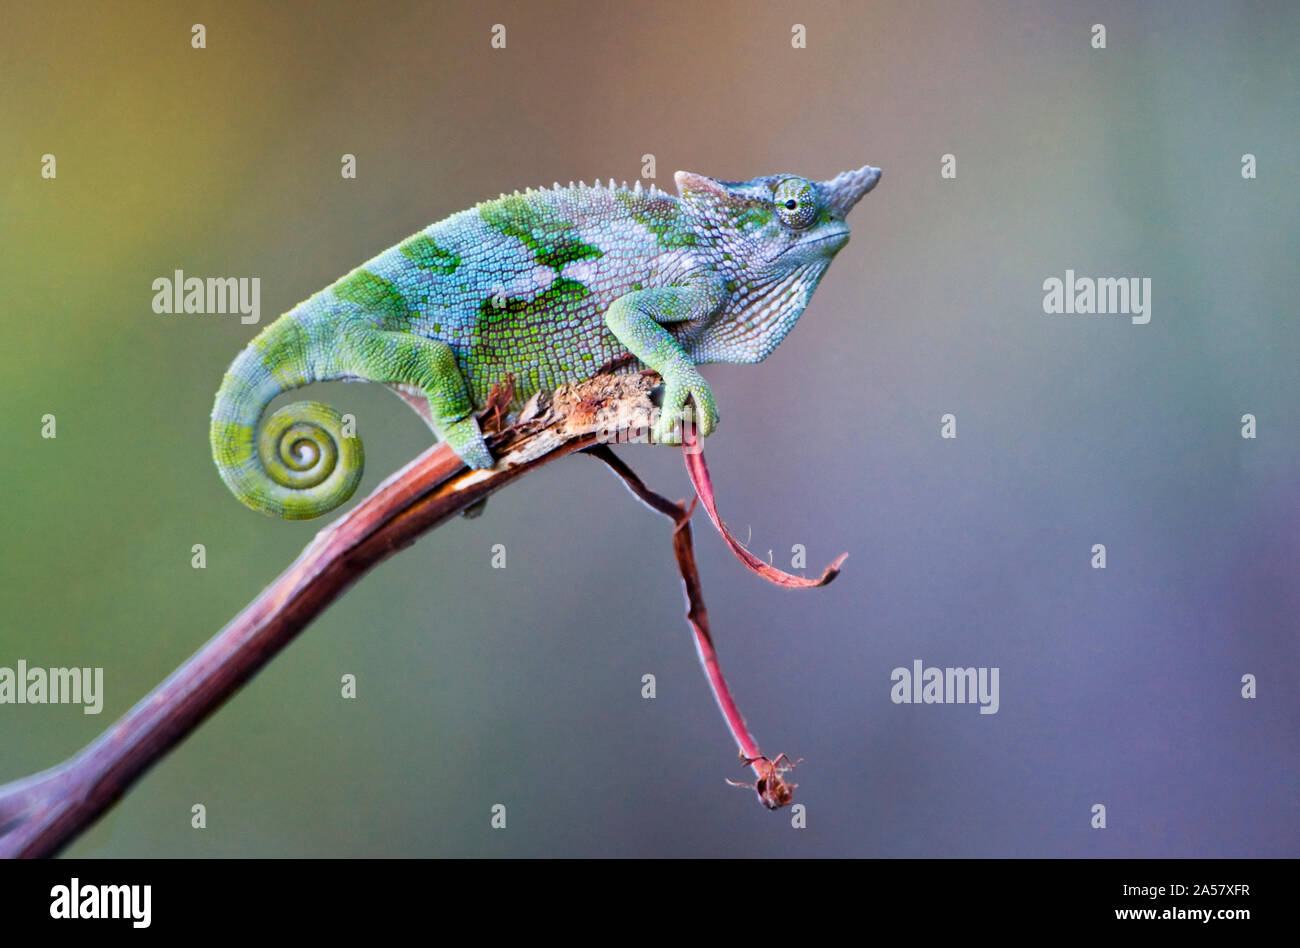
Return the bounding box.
[653,370,719,444]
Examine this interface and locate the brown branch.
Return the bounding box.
[0,370,844,854]
[0,372,660,858]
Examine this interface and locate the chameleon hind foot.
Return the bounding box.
[440,414,494,470]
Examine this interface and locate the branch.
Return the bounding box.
[0,370,846,854]
[0,373,660,858]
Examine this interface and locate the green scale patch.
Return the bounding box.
[614,190,697,249]
[334,268,412,329]
[398,234,461,274]
[477,278,591,323]
[479,194,604,272]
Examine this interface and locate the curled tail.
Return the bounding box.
[210,313,364,520]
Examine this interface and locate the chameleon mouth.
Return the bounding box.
[783,227,849,257]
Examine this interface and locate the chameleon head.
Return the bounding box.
[674,163,881,361]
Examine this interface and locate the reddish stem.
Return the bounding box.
[681,428,847,587]
[584,445,798,809]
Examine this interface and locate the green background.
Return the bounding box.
[1,0,1296,856]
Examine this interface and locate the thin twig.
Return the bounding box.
[582,445,800,809]
[682,428,847,588]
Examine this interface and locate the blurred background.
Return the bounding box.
[1,0,1296,856]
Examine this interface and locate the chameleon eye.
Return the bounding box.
[774,178,818,230]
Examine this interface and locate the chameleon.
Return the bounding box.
[211,164,881,518]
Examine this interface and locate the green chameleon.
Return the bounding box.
[211,164,881,518]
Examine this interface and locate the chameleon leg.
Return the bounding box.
[339,328,494,469]
[605,288,719,443]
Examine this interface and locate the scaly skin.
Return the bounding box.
[211,165,881,518]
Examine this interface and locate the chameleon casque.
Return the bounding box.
[211,164,881,518]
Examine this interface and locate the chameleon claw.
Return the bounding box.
[652,383,717,445]
[441,416,495,470]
